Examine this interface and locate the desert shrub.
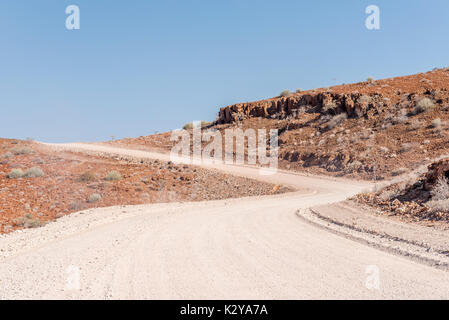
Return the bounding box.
[279,90,291,97]
[366,77,374,83]
[392,115,408,125]
[378,189,399,201]
[88,193,102,203]
[326,113,348,130]
[183,121,211,130]
[69,200,85,211]
[322,102,338,114]
[399,143,414,153]
[10,146,33,155]
[78,171,96,183]
[105,170,122,181]
[2,152,13,159]
[432,118,442,129]
[414,98,434,114]
[381,122,392,130]
[24,167,44,178]
[391,167,407,176]
[13,214,42,228]
[7,169,24,179]
[296,88,302,93]
[358,95,372,105]
[430,177,449,201]
[408,119,422,130]
[379,146,389,153]
[200,121,212,128]
[183,122,193,130]
[426,199,449,212]
[346,160,362,172]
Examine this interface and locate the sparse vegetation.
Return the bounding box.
[391,167,408,176]
[432,118,442,129]
[69,200,85,211]
[279,90,291,97]
[408,119,422,130]
[1,152,13,159]
[295,89,302,93]
[13,214,42,228]
[183,121,212,130]
[378,189,399,201]
[414,98,434,114]
[183,122,194,130]
[379,146,389,154]
[392,115,408,125]
[24,167,44,178]
[10,146,33,155]
[7,169,24,179]
[430,177,449,201]
[357,95,372,105]
[200,120,212,128]
[7,167,43,178]
[105,170,122,181]
[322,102,338,114]
[78,171,96,183]
[426,177,449,212]
[88,193,102,203]
[366,77,374,83]
[326,113,348,130]
[399,143,415,153]
[426,199,449,212]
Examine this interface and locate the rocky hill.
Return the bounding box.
[112,68,449,180]
[355,159,449,223]
[213,68,449,179]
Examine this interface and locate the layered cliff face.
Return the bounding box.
[216,92,388,124]
[216,74,449,125]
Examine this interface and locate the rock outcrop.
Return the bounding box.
[216,92,387,124]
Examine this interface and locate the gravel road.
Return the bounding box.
[0,143,448,299]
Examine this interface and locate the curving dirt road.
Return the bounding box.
[1,143,449,299]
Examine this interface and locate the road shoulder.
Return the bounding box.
[297,201,449,270]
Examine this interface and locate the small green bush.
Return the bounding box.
[24,167,44,178]
[10,146,33,155]
[431,177,449,201]
[358,95,372,105]
[183,122,193,130]
[279,90,291,97]
[414,98,434,114]
[432,118,442,128]
[183,121,212,130]
[7,169,24,179]
[13,214,42,228]
[105,170,122,181]
[88,193,102,203]
[200,121,212,128]
[326,113,348,130]
[366,77,374,83]
[69,200,85,211]
[392,167,408,176]
[78,171,96,182]
[322,102,338,114]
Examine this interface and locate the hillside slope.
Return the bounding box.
[112,68,449,180]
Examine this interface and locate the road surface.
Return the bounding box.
[0,143,448,299]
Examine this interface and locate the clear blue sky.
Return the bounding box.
[1,0,448,142]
